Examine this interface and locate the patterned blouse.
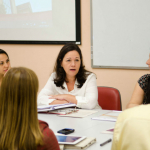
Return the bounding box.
[138,74,150,104]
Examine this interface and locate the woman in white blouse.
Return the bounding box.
[38,43,98,109]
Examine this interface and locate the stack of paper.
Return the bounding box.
[58,109,98,118]
[63,137,96,149]
[91,110,122,122]
[48,108,79,115]
[38,103,76,112]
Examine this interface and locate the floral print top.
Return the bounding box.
[138,74,150,104]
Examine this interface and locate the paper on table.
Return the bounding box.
[59,144,64,150]
[58,109,98,118]
[37,103,76,112]
[91,110,122,122]
[64,137,96,149]
[47,108,79,115]
[58,137,96,150]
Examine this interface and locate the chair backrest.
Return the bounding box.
[97,86,122,111]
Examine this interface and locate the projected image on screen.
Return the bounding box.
[0,0,80,43]
[0,0,52,28]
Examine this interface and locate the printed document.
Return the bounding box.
[91,110,122,122]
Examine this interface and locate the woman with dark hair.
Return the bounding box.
[0,67,60,150]
[127,54,150,108]
[38,43,98,109]
[0,49,10,86]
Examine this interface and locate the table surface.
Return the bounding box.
[38,109,116,150]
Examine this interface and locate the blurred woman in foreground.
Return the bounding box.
[0,67,60,150]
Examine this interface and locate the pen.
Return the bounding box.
[100,139,112,146]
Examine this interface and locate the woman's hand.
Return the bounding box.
[49,94,67,101]
[49,100,69,105]
[49,94,77,104]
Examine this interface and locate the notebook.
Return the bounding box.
[59,137,96,149]
[38,103,76,112]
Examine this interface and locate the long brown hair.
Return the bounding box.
[0,67,43,150]
[53,43,91,89]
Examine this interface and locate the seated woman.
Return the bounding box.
[127,54,150,108]
[0,67,60,150]
[0,49,10,86]
[111,104,150,150]
[38,43,98,109]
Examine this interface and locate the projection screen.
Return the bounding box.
[0,0,81,44]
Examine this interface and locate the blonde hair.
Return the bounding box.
[0,67,43,150]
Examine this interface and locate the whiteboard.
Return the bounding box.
[91,0,150,69]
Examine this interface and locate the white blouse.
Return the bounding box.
[38,72,98,109]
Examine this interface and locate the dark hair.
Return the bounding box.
[53,43,91,89]
[0,49,9,59]
[146,79,150,103]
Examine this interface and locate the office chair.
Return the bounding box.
[97,86,122,111]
